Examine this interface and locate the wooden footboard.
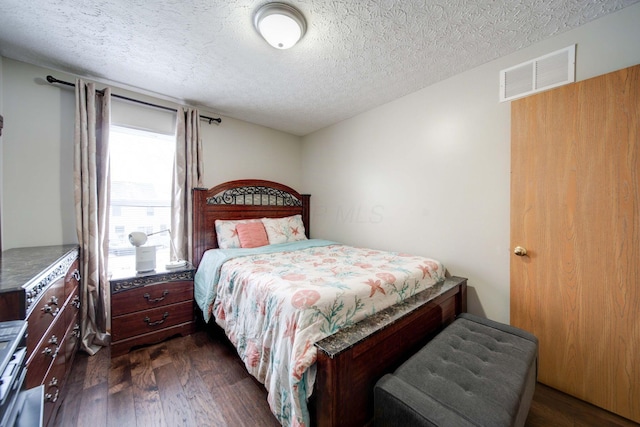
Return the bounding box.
[312,276,467,427]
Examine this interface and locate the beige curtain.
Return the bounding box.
[172,107,203,262]
[74,79,111,355]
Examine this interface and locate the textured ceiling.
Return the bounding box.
[0,0,638,135]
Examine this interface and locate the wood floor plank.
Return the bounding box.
[170,332,215,383]
[234,377,281,426]
[525,383,639,427]
[76,381,108,427]
[154,363,197,426]
[167,333,228,426]
[174,367,228,426]
[52,331,640,427]
[83,344,110,389]
[108,352,132,395]
[202,370,253,425]
[107,386,135,427]
[129,347,168,427]
[148,343,173,370]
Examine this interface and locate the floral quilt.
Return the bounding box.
[194,239,446,427]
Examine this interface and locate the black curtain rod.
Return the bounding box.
[46,75,222,124]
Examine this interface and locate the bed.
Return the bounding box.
[192,179,467,427]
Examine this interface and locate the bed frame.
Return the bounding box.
[192,180,467,427]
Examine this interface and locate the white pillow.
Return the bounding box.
[215,218,262,249]
[261,215,307,244]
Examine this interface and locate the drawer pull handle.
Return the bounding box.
[45,387,60,403]
[144,312,169,326]
[72,323,81,338]
[72,295,81,309]
[143,290,170,303]
[49,295,59,306]
[42,346,58,358]
[42,305,60,317]
[72,269,81,281]
[48,335,59,345]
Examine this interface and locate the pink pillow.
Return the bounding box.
[236,222,269,248]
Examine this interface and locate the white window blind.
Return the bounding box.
[108,125,175,275]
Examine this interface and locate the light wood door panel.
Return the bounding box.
[511,65,639,422]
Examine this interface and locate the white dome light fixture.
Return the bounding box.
[254,2,306,49]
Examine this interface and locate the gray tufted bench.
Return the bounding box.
[374,313,538,427]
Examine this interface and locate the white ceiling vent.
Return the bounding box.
[499,45,575,102]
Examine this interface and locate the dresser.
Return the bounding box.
[0,244,81,426]
[110,264,196,357]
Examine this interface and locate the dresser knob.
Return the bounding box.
[48,335,59,345]
[71,295,81,309]
[45,387,60,403]
[49,295,59,305]
[42,305,60,317]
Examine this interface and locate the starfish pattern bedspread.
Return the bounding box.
[194,239,445,426]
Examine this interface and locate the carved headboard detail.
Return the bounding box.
[192,179,310,267]
[206,185,303,207]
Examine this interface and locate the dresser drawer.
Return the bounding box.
[42,346,67,425]
[63,313,81,367]
[65,285,81,327]
[64,259,80,299]
[26,276,65,355]
[111,280,193,316]
[25,314,65,389]
[112,300,194,342]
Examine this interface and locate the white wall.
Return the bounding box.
[2,59,76,249]
[0,58,302,250]
[200,115,302,190]
[301,3,640,323]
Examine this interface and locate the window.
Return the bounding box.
[108,126,175,275]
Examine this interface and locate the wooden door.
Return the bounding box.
[510,64,640,423]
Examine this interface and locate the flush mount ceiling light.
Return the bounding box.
[254,2,307,49]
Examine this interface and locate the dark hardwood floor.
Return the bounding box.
[51,331,639,427]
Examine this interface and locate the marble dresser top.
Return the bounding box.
[314,276,466,358]
[0,244,79,292]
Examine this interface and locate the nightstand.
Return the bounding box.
[110,263,196,357]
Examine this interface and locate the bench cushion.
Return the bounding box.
[375,313,538,427]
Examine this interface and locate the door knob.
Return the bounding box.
[514,246,527,256]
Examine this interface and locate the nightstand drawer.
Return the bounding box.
[111,280,193,316]
[111,300,194,341]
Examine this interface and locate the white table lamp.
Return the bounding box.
[128,230,187,272]
[128,231,156,272]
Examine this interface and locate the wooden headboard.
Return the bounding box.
[192,179,310,267]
